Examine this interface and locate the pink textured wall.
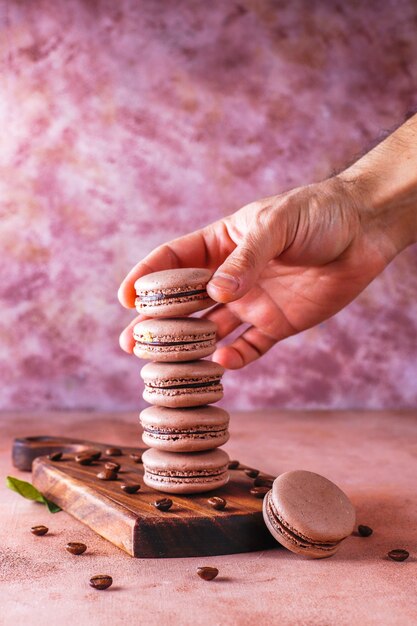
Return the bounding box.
[1,0,417,411]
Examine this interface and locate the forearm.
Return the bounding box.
[338,113,417,253]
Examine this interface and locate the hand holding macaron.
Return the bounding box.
[119,114,417,369]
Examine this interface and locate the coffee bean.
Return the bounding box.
[105,448,122,456]
[253,476,274,488]
[197,566,219,581]
[154,498,173,512]
[75,454,95,466]
[207,497,227,511]
[228,460,239,469]
[66,542,87,555]
[357,525,373,537]
[97,469,118,481]
[89,574,113,590]
[105,462,121,472]
[244,468,259,478]
[130,453,142,463]
[31,525,49,536]
[388,549,409,562]
[121,484,141,494]
[83,449,102,461]
[250,486,269,499]
[48,452,63,461]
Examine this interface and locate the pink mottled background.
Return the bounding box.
[1,0,417,411]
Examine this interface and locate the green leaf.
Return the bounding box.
[6,476,61,513]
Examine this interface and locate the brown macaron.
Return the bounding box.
[140,405,230,452]
[134,268,214,317]
[140,360,225,408]
[133,317,217,362]
[142,448,230,494]
[263,470,356,559]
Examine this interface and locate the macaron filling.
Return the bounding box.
[264,491,340,553]
[137,288,207,304]
[144,378,223,396]
[145,465,229,485]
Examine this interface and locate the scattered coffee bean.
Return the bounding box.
[250,486,269,499]
[388,549,409,562]
[228,460,239,469]
[48,451,63,461]
[207,497,227,511]
[105,448,122,456]
[83,449,102,461]
[121,484,141,494]
[130,453,142,463]
[97,469,118,481]
[154,498,173,512]
[197,567,219,581]
[31,525,49,536]
[244,468,259,478]
[253,476,274,488]
[75,454,95,466]
[66,542,87,555]
[357,525,373,537]
[89,574,113,590]
[105,462,121,472]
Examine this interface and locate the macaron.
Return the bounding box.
[142,448,230,494]
[140,360,225,408]
[140,405,230,452]
[134,268,214,317]
[263,470,356,559]
[133,317,217,362]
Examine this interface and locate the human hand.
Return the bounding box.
[118,115,417,369]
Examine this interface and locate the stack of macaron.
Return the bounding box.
[133,268,230,494]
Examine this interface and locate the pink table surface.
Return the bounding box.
[1,410,416,626]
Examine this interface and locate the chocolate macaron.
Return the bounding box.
[135,268,214,317]
[140,360,225,408]
[263,470,356,559]
[140,405,230,452]
[133,317,217,362]
[142,448,230,494]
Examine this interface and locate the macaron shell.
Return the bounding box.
[143,387,224,408]
[134,268,214,317]
[270,470,356,543]
[140,360,225,382]
[140,405,230,451]
[142,448,230,494]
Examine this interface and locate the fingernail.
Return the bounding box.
[208,272,239,294]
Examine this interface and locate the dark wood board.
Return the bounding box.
[13,436,276,558]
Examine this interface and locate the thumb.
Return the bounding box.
[207,235,273,303]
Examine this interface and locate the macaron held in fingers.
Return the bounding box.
[140,405,230,452]
[133,317,217,362]
[134,268,214,317]
[140,360,225,408]
[142,448,230,494]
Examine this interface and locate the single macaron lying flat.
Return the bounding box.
[133,317,217,362]
[263,470,356,559]
[135,268,214,317]
[140,360,225,408]
[142,448,230,494]
[140,405,230,452]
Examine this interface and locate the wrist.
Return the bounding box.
[337,114,417,254]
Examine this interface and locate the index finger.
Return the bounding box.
[117,222,232,308]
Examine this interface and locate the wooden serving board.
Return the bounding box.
[13,436,275,558]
